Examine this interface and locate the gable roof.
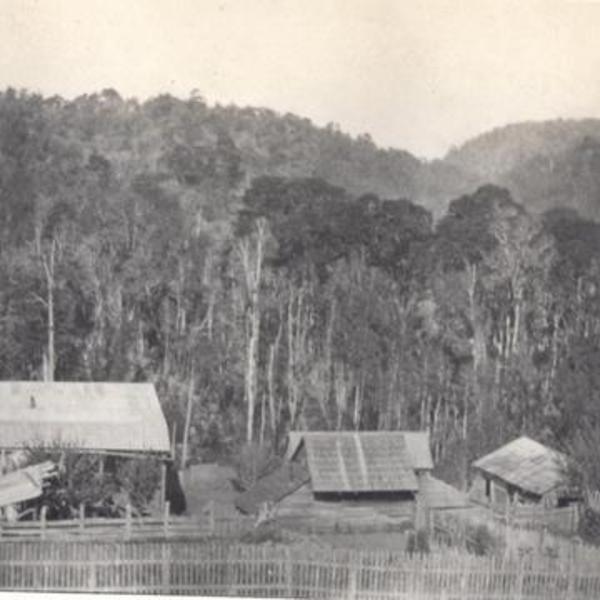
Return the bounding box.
[0,382,170,454]
[235,462,310,514]
[288,430,433,470]
[472,436,568,496]
[295,431,432,493]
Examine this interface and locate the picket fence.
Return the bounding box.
[1,540,600,598]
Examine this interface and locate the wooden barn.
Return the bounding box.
[470,436,578,508]
[235,430,458,532]
[0,381,173,516]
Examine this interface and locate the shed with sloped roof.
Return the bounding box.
[470,436,576,508]
[238,430,434,532]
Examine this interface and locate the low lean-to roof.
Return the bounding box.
[299,431,432,493]
[235,462,310,515]
[0,461,57,507]
[0,382,170,454]
[419,474,470,509]
[472,436,568,497]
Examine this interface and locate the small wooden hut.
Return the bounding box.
[236,431,439,532]
[470,436,577,508]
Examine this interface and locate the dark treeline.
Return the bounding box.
[1,88,599,490]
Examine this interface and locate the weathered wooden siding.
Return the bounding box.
[275,484,416,533]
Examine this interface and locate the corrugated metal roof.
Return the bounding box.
[235,462,310,514]
[0,382,170,453]
[472,436,568,496]
[302,432,422,493]
[287,431,432,473]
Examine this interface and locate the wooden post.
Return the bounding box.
[79,503,85,531]
[171,421,177,462]
[347,557,360,600]
[159,460,167,511]
[40,505,47,540]
[208,500,215,535]
[163,500,170,538]
[87,546,97,590]
[286,546,293,597]
[161,543,170,594]
[125,502,132,540]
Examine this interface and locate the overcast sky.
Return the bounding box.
[1,0,600,158]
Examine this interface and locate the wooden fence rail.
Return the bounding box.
[1,540,600,598]
[0,502,254,541]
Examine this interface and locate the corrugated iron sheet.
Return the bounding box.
[472,436,568,496]
[286,430,433,471]
[303,432,420,493]
[0,461,56,507]
[0,382,170,453]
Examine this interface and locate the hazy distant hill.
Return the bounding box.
[444,119,600,179]
[2,89,600,221]
[442,119,600,220]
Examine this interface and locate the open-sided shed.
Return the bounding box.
[0,382,172,511]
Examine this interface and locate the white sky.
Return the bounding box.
[1,0,600,158]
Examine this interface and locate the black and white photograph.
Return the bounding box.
[0,0,600,598]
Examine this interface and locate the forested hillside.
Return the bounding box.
[1,88,600,490]
[446,119,600,221]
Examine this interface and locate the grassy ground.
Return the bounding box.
[321,531,411,552]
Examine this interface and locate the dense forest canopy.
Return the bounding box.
[1,87,600,490]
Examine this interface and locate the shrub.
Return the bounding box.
[578,507,600,545]
[240,523,286,545]
[466,523,499,556]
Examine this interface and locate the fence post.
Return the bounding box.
[40,505,47,540]
[161,542,171,594]
[163,501,170,538]
[79,503,85,532]
[209,500,215,535]
[87,545,97,590]
[227,546,236,595]
[285,546,293,597]
[125,503,132,540]
[566,564,575,600]
[347,557,359,600]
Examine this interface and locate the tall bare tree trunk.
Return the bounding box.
[38,237,56,382]
[181,366,195,470]
[238,219,266,444]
